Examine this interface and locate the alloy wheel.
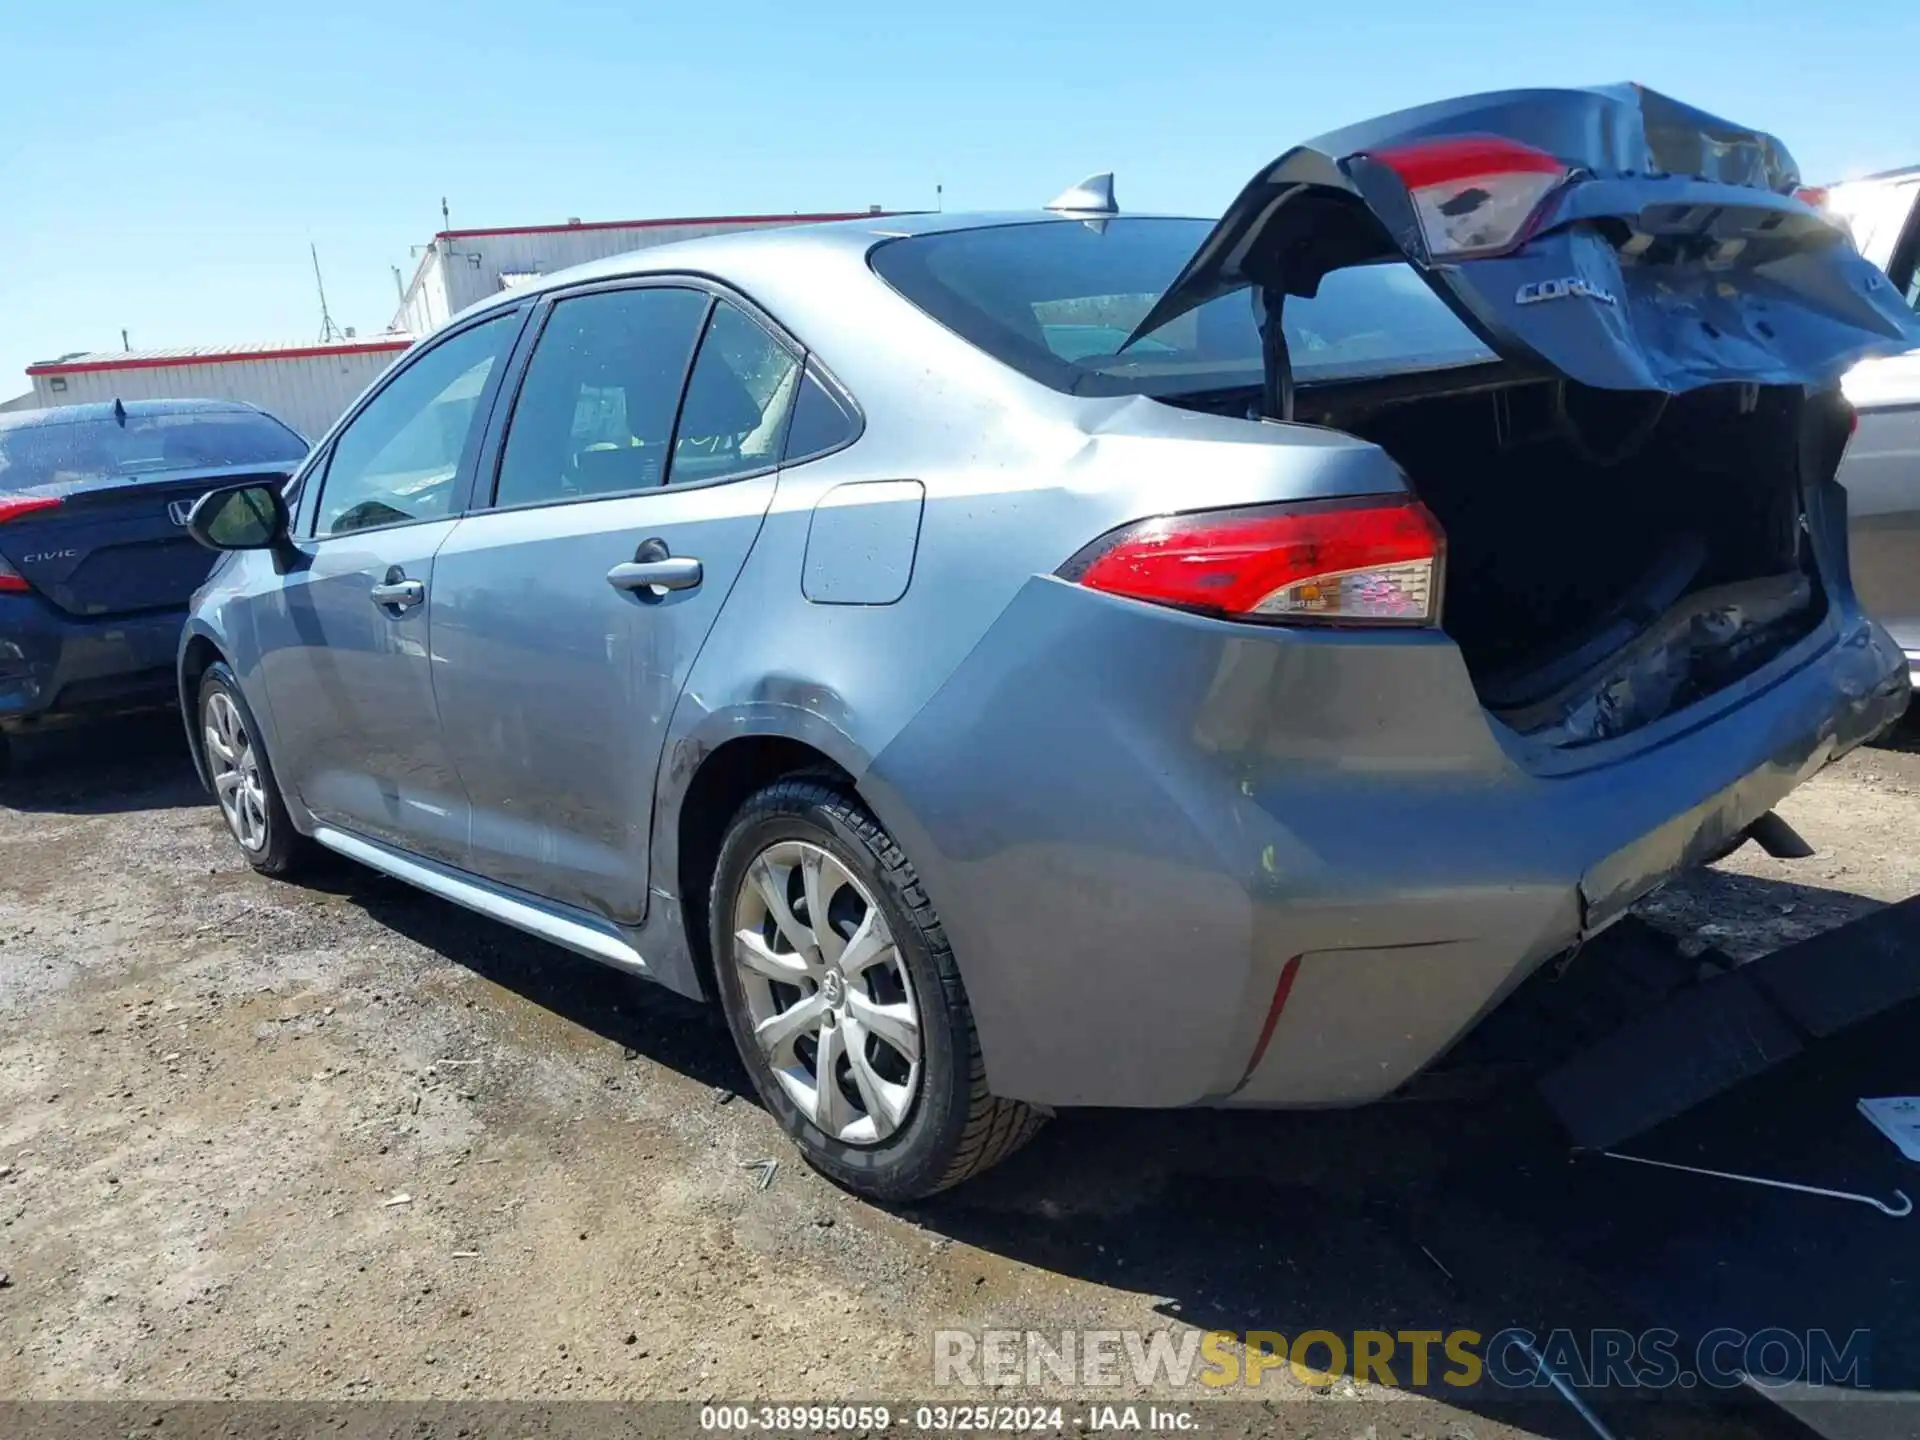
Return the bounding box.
[730,840,922,1145]
[204,690,269,853]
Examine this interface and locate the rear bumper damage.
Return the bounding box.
[0,595,186,729]
[863,577,1909,1111]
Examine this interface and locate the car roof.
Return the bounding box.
[463,210,1212,317]
[0,397,270,432]
[1849,162,1920,185]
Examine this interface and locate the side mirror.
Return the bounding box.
[187,482,290,553]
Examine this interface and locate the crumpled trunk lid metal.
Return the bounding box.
[1131,84,1920,394]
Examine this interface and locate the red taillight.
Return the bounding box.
[1794,185,1830,211]
[1061,496,1446,626]
[1365,135,1569,261]
[0,496,61,594]
[0,496,62,526]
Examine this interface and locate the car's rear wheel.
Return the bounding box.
[198,663,314,877]
[709,778,1045,1200]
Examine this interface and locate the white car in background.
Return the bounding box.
[1823,167,1920,684]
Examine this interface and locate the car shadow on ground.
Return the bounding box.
[915,1108,1643,1438]
[0,714,207,815]
[300,858,752,1097]
[1636,865,1886,961]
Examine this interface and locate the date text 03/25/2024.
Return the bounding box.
[699,1404,1197,1432]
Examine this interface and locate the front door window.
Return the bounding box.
[311,313,517,537]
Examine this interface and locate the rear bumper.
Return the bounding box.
[863,577,1910,1111]
[0,595,186,729]
[1873,622,1920,689]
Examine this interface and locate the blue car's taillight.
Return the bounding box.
[0,495,62,594]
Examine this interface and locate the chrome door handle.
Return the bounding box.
[607,557,703,594]
[370,578,425,610]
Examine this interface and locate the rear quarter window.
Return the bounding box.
[782,363,860,464]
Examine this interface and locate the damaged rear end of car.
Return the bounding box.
[1137,82,1918,753]
[862,86,1916,1117]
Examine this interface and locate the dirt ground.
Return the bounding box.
[2,713,1917,1434]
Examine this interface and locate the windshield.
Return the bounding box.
[869,217,1494,397]
[0,409,308,490]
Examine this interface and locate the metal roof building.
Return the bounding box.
[25,338,414,441]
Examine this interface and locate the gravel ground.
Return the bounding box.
[2,712,1916,1436]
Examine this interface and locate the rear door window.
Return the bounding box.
[492,287,709,508]
[312,313,517,537]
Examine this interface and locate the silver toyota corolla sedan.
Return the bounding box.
[179,85,1916,1199]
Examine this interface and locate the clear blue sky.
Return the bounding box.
[3,0,1915,397]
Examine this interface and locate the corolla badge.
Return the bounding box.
[167,498,196,526]
[1515,277,1618,307]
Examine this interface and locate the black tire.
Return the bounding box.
[197,662,316,878]
[709,778,1045,1201]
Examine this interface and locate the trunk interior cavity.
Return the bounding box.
[1164,377,1844,747]
[1336,380,1834,745]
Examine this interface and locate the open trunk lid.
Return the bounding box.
[1129,84,1920,398]
[0,463,293,617]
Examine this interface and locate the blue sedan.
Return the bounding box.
[0,398,307,772]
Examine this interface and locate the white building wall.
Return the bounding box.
[398,261,454,338]
[28,346,409,442]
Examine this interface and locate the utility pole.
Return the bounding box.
[312,243,344,343]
